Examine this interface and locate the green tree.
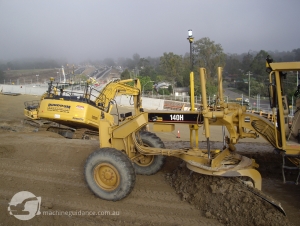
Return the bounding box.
[250,80,267,96]
[139,65,158,81]
[159,52,183,85]
[224,54,242,75]
[236,81,248,92]
[0,70,4,83]
[155,75,164,83]
[121,69,131,79]
[132,53,140,68]
[168,85,173,94]
[241,52,253,73]
[193,37,225,79]
[139,58,149,68]
[206,80,218,97]
[158,88,170,95]
[194,79,218,97]
[137,76,154,94]
[293,48,300,61]
[250,50,269,82]
[180,54,192,87]
[124,58,135,69]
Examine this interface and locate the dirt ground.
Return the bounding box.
[0,94,299,226]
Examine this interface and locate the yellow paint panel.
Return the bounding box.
[153,123,175,132]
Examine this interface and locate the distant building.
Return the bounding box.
[174,87,189,96]
[155,82,170,90]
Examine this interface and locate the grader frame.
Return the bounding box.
[97,67,262,190]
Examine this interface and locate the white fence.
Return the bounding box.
[0,84,46,95]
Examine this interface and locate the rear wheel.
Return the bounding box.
[134,131,166,175]
[84,148,136,201]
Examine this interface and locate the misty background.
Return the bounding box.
[1,0,300,62]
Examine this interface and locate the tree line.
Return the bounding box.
[1,37,300,101]
[117,38,300,100]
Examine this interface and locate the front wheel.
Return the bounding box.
[84,148,136,201]
[133,131,166,175]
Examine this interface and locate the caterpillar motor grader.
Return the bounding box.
[26,58,300,214]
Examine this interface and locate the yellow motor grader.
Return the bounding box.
[25,59,300,211]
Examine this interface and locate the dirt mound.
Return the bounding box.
[166,163,292,226]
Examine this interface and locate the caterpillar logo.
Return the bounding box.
[152,116,163,122]
[92,115,98,120]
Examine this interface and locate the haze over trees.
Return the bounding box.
[119,38,300,99]
[1,37,300,102]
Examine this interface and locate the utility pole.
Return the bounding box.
[142,81,154,96]
[292,95,294,115]
[242,94,243,106]
[247,71,253,104]
[187,29,194,110]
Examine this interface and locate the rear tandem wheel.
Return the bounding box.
[133,131,166,175]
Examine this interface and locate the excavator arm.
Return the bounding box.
[95,79,142,114]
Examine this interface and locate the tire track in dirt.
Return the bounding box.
[0,165,194,210]
[1,191,208,226]
[0,170,86,188]
[0,170,220,226]
[0,132,221,226]
[0,159,82,176]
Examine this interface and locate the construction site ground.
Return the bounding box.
[0,94,299,226]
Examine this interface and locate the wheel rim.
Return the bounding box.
[134,155,155,166]
[134,143,155,166]
[93,163,120,191]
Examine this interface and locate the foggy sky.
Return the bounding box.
[1,0,299,63]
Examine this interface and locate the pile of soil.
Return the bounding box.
[166,163,292,226]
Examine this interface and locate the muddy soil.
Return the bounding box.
[0,94,299,226]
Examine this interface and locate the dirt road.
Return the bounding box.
[0,94,299,225]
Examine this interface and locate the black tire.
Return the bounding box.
[133,131,166,175]
[84,148,136,201]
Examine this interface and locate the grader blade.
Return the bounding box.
[237,179,286,216]
[187,155,285,215]
[186,154,262,190]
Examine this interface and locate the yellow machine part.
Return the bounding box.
[24,108,38,120]
[38,99,112,130]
